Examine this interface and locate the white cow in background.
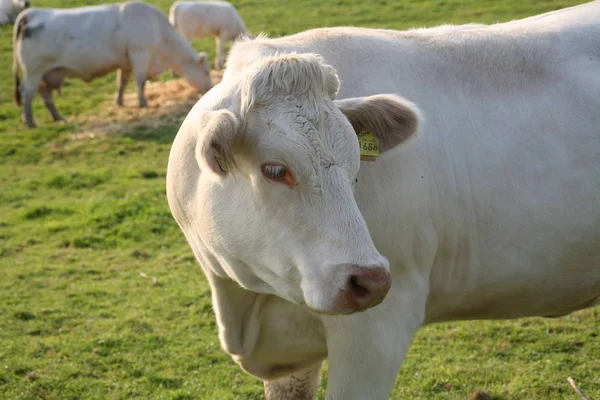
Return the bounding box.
[0,0,29,24]
[13,0,213,128]
[167,2,600,400]
[169,0,252,69]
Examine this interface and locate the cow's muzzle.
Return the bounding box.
[332,265,391,313]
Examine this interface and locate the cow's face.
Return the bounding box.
[167,54,420,314]
[182,52,213,93]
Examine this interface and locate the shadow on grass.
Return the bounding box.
[71,71,223,145]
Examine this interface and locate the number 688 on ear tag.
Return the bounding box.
[357,130,380,161]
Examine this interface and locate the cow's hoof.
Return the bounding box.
[471,390,492,400]
[23,119,36,128]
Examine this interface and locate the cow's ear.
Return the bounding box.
[196,110,240,176]
[335,94,421,153]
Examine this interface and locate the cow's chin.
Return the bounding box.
[306,305,363,316]
[306,300,384,315]
[304,287,389,315]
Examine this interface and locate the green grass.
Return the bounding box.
[1,0,598,399]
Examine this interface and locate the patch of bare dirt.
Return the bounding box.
[71,70,223,141]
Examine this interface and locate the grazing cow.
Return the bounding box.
[169,0,251,69]
[166,2,600,399]
[0,0,29,25]
[12,1,213,128]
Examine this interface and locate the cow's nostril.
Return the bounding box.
[348,275,371,298]
[343,267,391,311]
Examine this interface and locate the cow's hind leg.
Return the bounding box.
[20,73,42,128]
[115,68,131,106]
[39,70,66,122]
[129,51,151,108]
[39,85,63,122]
[264,362,322,400]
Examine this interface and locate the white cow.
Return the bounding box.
[169,0,252,69]
[166,2,600,399]
[12,1,213,128]
[0,0,29,25]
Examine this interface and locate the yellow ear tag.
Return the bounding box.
[215,153,229,172]
[357,130,380,161]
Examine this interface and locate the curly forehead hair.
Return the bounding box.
[239,53,340,116]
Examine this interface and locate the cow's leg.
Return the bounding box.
[115,68,130,106]
[322,278,428,400]
[20,73,42,128]
[129,51,150,108]
[215,36,226,70]
[264,362,322,400]
[39,84,64,122]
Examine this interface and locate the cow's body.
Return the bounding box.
[0,0,28,25]
[12,1,213,128]
[167,2,600,399]
[169,0,251,69]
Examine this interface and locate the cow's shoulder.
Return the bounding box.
[120,0,159,19]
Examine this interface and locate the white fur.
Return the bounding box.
[169,0,252,69]
[167,2,600,399]
[0,0,28,25]
[13,1,213,127]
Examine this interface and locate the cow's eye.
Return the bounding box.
[261,164,296,185]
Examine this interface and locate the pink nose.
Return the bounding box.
[338,267,391,313]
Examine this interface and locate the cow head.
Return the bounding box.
[181,52,213,93]
[167,53,420,314]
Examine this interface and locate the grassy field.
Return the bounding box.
[1,0,599,399]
